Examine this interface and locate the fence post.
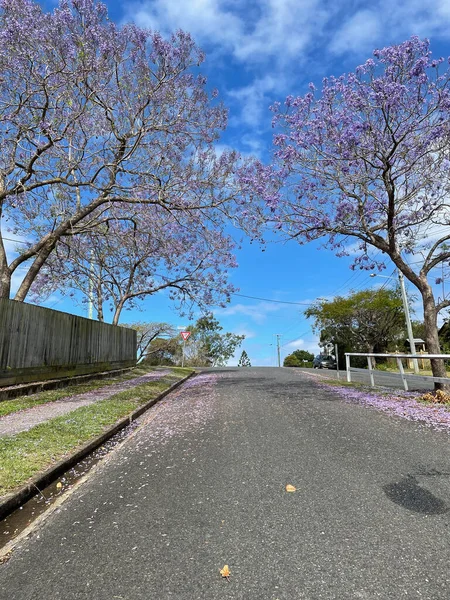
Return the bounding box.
[346,354,351,382]
[367,356,375,387]
[396,357,409,391]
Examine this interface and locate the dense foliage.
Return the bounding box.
[124,322,175,362]
[305,289,405,364]
[283,349,314,367]
[184,315,244,367]
[142,315,244,367]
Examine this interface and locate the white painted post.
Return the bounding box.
[346,354,351,382]
[367,356,375,387]
[396,357,409,391]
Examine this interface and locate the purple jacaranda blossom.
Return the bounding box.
[0,0,265,306]
[245,36,450,384]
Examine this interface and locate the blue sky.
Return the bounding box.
[12,0,450,365]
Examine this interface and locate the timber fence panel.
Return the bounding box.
[0,299,136,385]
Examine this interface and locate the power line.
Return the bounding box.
[232,293,314,305]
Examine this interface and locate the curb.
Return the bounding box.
[0,371,196,521]
[0,367,137,402]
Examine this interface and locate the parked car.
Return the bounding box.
[313,355,337,369]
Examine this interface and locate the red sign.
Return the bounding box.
[180,331,191,341]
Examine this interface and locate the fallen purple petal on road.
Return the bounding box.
[304,373,450,432]
[138,373,219,446]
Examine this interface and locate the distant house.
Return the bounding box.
[404,338,426,352]
[403,338,427,369]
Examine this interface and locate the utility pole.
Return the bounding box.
[87,250,94,320]
[398,270,419,375]
[275,334,282,367]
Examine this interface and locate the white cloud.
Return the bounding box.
[233,326,256,339]
[283,336,320,354]
[228,75,279,128]
[330,1,450,57]
[329,10,381,55]
[284,337,307,350]
[123,0,328,65]
[123,0,450,69]
[218,300,285,324]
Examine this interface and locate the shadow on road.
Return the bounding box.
[383,475,448,515]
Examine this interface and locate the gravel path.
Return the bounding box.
[0,370,171,437]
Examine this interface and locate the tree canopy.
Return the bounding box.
[0,0,261,312]
[283,349,314,367]
[124,322,175,363]
[183,315,244,367]
[305,289,406,361]
[250,37,450,383]
[237,350,251,367]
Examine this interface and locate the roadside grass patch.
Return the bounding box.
[0,365,179,419]
[0,370,193,495]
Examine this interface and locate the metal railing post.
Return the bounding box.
[396,357,409,391]
[367,356,375,387]
[346,354,351,382]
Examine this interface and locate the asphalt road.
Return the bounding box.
[2,368,450,599]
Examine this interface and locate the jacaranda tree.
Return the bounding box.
[252,37,450,384]
[0,0,260,303]
[32,206,238,324]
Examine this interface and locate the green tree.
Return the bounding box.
[283,354,301,367]
[305,289,405,366]
[124,322,176,362]
[238,350,251,367]
[283,349,314,367]
[143,337,181,366]
[184,315,244,367]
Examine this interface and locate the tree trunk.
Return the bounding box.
[421,285,447,390]
[14,242,56,301]
[0,205,11,299]
[112,301,125,326]
[0,247,11,299]
[96,281,104,322]
[367,344,376,369]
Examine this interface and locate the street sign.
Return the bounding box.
[180,331,191,341]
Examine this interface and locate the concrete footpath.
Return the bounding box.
[0,370,171,437]
[1,367,449,599]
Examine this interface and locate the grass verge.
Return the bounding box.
[0,365,173,419]
[0,368,193,495]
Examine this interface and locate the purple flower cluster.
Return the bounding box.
[0,0,266,308]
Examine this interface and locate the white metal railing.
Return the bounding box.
[345,353,450,391]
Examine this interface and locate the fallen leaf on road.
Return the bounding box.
[285,484,296,492]
[220,565,231,581]
[56,482,62,490]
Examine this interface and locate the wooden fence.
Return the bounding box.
[0,299,136,386]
